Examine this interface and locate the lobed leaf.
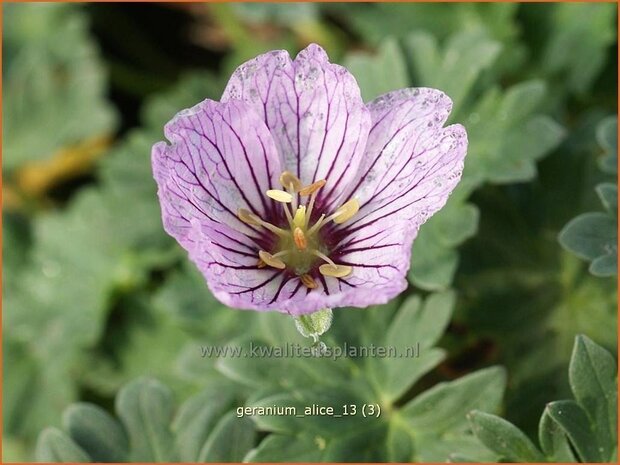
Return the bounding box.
[569,334,618,461]
[467,410,545,462]
[115,378,178,462]
[35,428,90,463]
[62,403,128,462]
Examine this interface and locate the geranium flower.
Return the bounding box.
[152,44,467,316]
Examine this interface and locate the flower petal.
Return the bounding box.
[184,220,289,312]
[222,44,371,212]
[152,99,295,311]
[152,98,282,247]
[324,88,468,302]
[340,88,466,234]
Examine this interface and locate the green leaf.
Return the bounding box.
[386,420,414,462]
[62,403,128,462]
[559,116,617,277]
[35,427,91,462]
[244,389,390,461]
[416,433,498,462]
[225,293,503,462]
[332,3,519,46]
[216,338,322,389]
[538,408,577,462]
[409,200,479,290]
[198,412,256,461]
[141,72,224,132]
[247,386,372,434]
[115,378,177,462]
[245,433,326,462]
[541,3,616,95]
[404,30,501,115]
[377,292,455,401]
[596,117,617,175]
[569,335,617,460]
[256,310,309,345]
[4,3,116,171]
[465,81,565,186]
[546,400,603,462]
[233,3,318,25]
[596,183,617,217]
[88,298,191,395]
[153,262,246,340]
[344,39,408,101]
[467,410,545,462]
[559,212,617,277]
[402,366,506,434]
[3,337,78,445]
[171,387,236,462]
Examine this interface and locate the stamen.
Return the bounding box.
[312,249,337,267]
[319,264,353,278]
[266,189,293,203]
[307,214,326,235]
[300,274,318,289]
[293,227,307,250]
[258,250,286,269]
[237,208,262,226]
[306,188,319,226]
[332,198,360,224]
[282,202,294,227]
[261,222,288,237]
[299,179,327,196]
[279,171,302,192]
[257,258,266,268]
[238,208,287,236]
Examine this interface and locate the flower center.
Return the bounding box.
[237,171,359,289]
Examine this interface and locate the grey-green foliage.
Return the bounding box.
[540,3,616,96]
[598,117,618,175]
[2,72,223,445]
[33,293,508,463]
[3,3,117,171]
[329,3,520,47]
[217,294,507,462]
[560,117,617,277]
[35,378,254,463]
[233,2,318,25]
[468,335,617,462]
[344,39,409,102]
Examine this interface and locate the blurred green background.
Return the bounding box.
[3,2,618,462]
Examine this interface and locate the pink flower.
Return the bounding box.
[152,44,467,315]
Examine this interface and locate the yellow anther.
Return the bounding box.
[300,274,318,289]
[257,258,266,268]
[279,171,302,192]
[299,179,327,196]
[293,227,307,250]
[266,189,293,203]
[293,206,306,228]
[258,250,286,269]
[319,264,353,278]
[237,208,262,225]
[333,198,359,224]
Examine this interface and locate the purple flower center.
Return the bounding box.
[237,170,359,290]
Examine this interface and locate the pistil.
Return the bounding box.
[293,227,307,250]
